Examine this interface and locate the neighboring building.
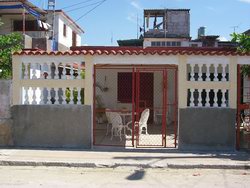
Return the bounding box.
[118,9,236,48]
[244,29,250,36]
[143,9,191,47]
[0,0,83,51]
[47,10,83,51]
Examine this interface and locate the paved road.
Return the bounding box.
[0,166,249,188]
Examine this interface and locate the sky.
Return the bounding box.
[29,0,250,46]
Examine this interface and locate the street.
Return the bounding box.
[0,166,249,188]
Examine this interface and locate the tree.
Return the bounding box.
[0,33,23,79]
[231,33,250,76]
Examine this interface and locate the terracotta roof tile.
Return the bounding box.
[13,46,250,56]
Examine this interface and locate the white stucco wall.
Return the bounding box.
[54,13,81,49]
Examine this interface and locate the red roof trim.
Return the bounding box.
[13,46,250,56]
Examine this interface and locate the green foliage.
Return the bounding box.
[0,33,23,79]
[231,33,250,77]
[65,88,84,104]
[231,32,250,53]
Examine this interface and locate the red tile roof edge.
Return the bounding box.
[13,46,250,56]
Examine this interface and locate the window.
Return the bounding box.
[63,24,67,37]
[13,20,40,31]
[161,41,166,46]
[177,42,181,46]
[166,41,171,46]
[72,31,77,47]
[172,42,176,46]
[156,41,161,46]
[117,73,133,103]
[151,41,156,46]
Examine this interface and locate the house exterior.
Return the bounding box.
[10,46,250,150]
[0,0,83,50]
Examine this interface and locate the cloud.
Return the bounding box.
[206,6,216,12]
[218,36,228,41]
[130,1,143,10]
[126,13,137,24]
[238,0,250,3]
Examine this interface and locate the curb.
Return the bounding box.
[1,160,250,170]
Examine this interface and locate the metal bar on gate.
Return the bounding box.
[132,67,135,147]
[93,65,97,145]
[162,69,167,147]
[236,64,241,150]
[136,69,140,147]
[174,67,178,148]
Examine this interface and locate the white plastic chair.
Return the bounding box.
[108,111,132,141]
[131,108,150,135]
[105,109,112,135]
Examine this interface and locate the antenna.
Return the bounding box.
[231,25,239,33]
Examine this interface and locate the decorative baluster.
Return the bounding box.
[205,89,210,107]
[47,87,52,104]
[24,87,29,104]
[205,64,211,81]
[31,63,37,79]
[221,89,227,107]
[54,62,59,79]
[70,88,74,104]
[77,62,81,79]
[190,89,195,107]
[190,64,195,81]
[62,88,67,104]
[214,64,219,82]
[62,63,67,79]
[24,62,29,79]
[54,88,59,104]
[32,87,37,104]
[39,87,44,104]
[40,63,44,79]
[198,64,203,81]
[70,64,74,79]
[77,87,81,105]
[47,63,51,79]
[222,64,227,81]
[198,89,203,107]
[213,89,218,107]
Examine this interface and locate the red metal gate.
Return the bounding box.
[237,65,250,150]
[93,65,178,148]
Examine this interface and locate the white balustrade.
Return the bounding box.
[197,89,203,107]
[213,64,219,82]
[198,64,203,81]
[54,88,59,104]
[54,63,59,79]
[205,64,211,81]
[190,89,195,107]
[70,88,74,104]
[221,89,227,107]
[62,88,67,104]
[188,63,229,82]
[205,89,210,107]
[188,88,228,108]
[213,89,218,107]
[77,87,81,105]
[39,88,44,105]
[190,64,195,81]
[19,59,84,105]
[77,63,81,80]
[24,87,29,104]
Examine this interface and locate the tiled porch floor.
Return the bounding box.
[94,123,177,148]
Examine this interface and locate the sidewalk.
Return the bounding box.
[0,148,249,169]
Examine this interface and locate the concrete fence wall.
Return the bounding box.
[11,105,92,149]
[178,108,236,151]
[0,80,13,146]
